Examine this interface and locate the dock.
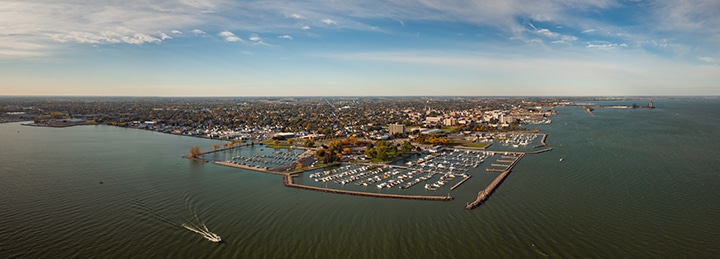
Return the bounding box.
[466,153,524,210]
[283,175,453,201]
[450,175,471,190]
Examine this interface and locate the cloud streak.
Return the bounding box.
[219,31,243,42]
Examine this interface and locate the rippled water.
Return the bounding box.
[1,100,718,258]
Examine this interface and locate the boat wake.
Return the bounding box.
[181,192,222,243]
[132,193,222,243]
[181,223,222,243]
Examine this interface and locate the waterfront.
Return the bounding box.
[1,100,719,258]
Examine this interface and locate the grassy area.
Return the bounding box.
[448,139,488,148]
[440,126,457,133]
[259,139,293,149]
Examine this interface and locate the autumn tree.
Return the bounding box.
[212,144,219,150]
[189,146,202,158]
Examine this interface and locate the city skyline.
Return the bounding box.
[1,0,719,96]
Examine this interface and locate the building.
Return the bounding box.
[443,118,457,126]
[424,116,442,124]
[389,123,406,135]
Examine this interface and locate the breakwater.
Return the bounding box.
[284,175,453,201]
[467,154,524,210]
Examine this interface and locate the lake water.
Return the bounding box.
[1,100,718,258]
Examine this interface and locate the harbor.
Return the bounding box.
[192,134,556,209]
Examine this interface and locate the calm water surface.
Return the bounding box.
[1,100,718,258]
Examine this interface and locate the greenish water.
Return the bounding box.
[1,100,718,258]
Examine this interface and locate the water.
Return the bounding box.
[1,100,718,258]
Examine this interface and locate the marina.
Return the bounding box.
[205,143,546,209]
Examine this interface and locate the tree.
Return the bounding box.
[304,139,315,148]
[315,148,326,158]
[286,138,294,146]
[401,141,414,154]
[189,146,202,158]
[295,161,304,170]
[212,144,219,150]
[273,139,279,147]
[364,147,377,159]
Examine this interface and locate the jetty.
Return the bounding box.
[467,153,524,210]
[283,175,453,201]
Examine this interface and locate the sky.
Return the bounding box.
[1,0,719,96]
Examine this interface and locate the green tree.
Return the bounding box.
[401,141,414,154]
[364,147,377,159]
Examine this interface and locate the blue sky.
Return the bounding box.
[1,0,719,96]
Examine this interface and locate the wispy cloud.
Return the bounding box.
[586,42,627,49]
[159,32,172,40]
[698,57,717,63]
[0,0,716,63]
[47,28,164,45]
[218,31,243,42]
[248,33,272,46]
[278,35,293,40]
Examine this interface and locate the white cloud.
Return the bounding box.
[698,57,717,63]
[278,35,293,40]
[159,32,172,40]
[249,34,261,42]
[47,28,164,45]
[219,31,243,42]
[586,43,617,49]
[0,0,714,61]
[536,28,559,38]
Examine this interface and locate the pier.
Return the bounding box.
[450,175,471,190]
[283,175,453,201]
[467,153,524,210]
